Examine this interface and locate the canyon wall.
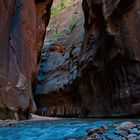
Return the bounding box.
[79,0,140,117]
[0,0,53,120]
[35,0,140,117]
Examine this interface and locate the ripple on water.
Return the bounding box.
[0,119,139,140]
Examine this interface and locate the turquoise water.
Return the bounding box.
[0,119,139,140]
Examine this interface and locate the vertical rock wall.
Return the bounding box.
[0,0,53,120]
[79,0,140,116]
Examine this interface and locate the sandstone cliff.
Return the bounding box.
[0,0,53,120]
[35,0,140,117]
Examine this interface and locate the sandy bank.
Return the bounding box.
[0,114,59,127]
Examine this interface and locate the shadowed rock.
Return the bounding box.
[0,0,53,120]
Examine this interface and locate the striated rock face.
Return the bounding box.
[80,0,140,116]
[35,0,140,117]
[0,0,53,120]
[35,0,84,116]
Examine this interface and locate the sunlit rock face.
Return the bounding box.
[35,0,140,117]
[0,0,53,120]
[35,0,84,117]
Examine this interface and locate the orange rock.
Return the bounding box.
[49,45,65,53]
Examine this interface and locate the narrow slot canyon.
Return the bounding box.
[34,0,140,118]
[0,0,140,139]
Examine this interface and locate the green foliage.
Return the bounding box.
[68,19,77,31]
[55,30,63,38]
[51,7,58,17]
[58,2,66,12]
[51,0,68,16]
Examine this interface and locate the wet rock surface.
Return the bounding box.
[116,121,136,131]
[35,0,140,117]
[66,121,140,140]
[0,0,53,119]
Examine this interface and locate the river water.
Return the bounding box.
[0,118,139,140]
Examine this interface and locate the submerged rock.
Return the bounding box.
[104,132,122,140]
[129,128,140,135]
[113,130,128,138]
[127,134,138,139]
[87,125,108,136]
[84,121,140,140]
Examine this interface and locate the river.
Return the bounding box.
[0,118,139,140]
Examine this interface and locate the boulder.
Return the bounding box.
[87,125,108,136]
[116,122,135,131]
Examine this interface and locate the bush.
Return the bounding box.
[55,30,63,38]
[68,19,77,31]
[51,0,68,16]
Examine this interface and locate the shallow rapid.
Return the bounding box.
[0,118,139,140]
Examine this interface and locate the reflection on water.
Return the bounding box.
[0,118,139,140]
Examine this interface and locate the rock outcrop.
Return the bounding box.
[0,0,53,120]
[35,0,140,117]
